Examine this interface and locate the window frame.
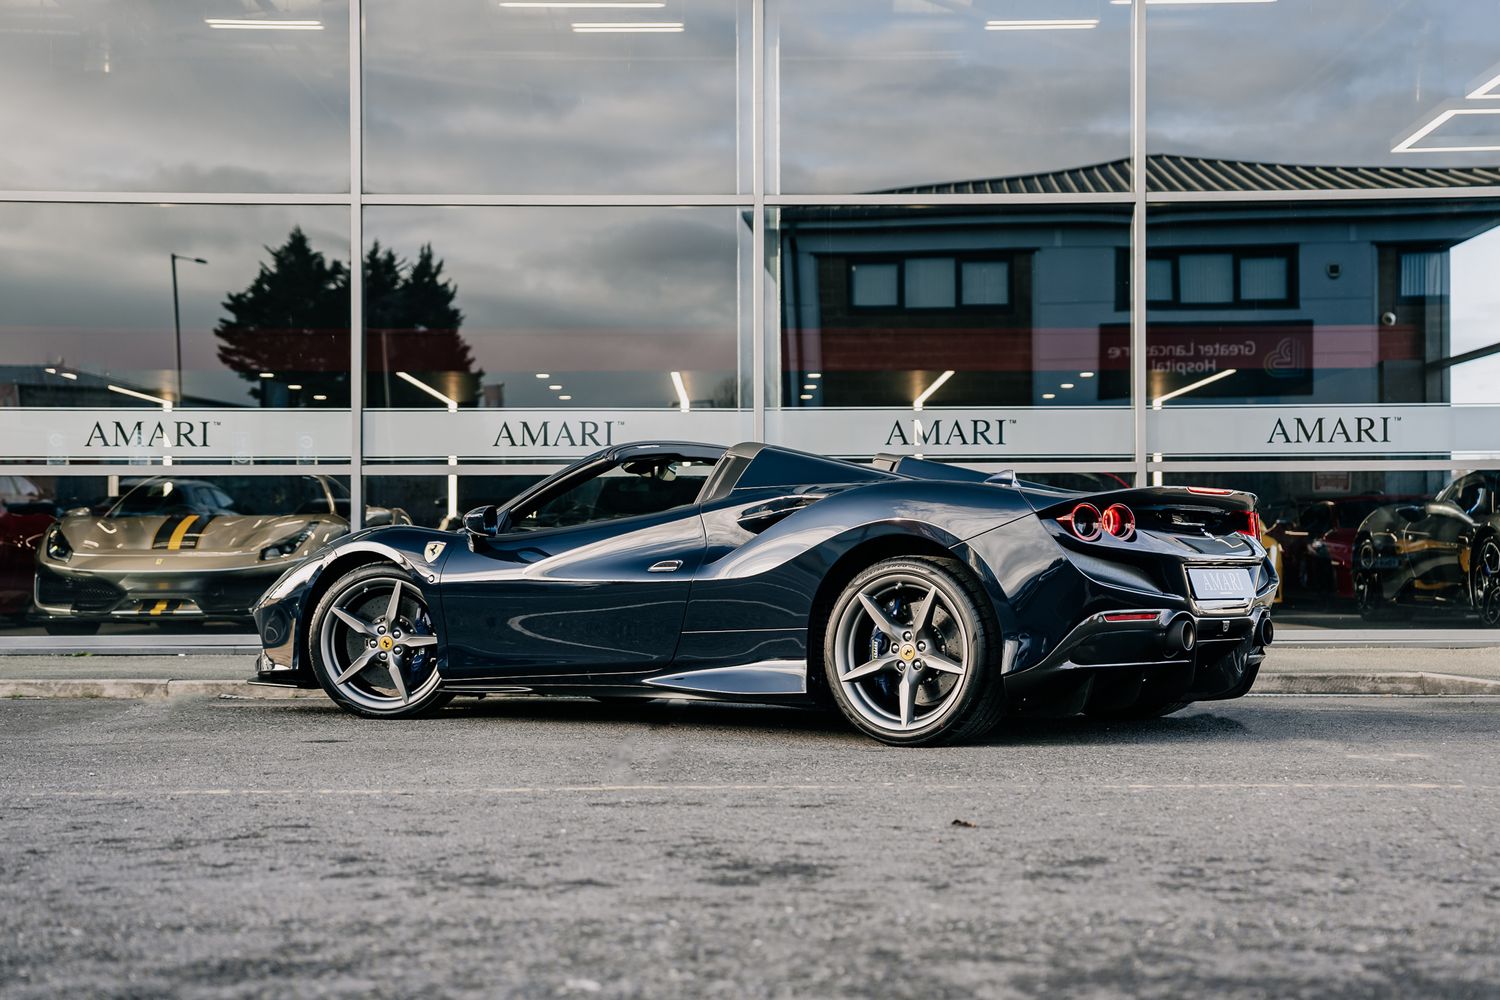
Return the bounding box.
[844,251,1020,315]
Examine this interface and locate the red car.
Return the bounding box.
[0,500,57,619]
[1266,496,1422,602]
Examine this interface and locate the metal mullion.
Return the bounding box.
[767,192,1135,206]
[0,191,352,205]
[361,193,747,207]
[0,464,355,477]
[348,0,365,530]
[1131,0,1147,488]
[752,0,766,441]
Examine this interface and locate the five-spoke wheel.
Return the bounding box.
[823,556,1002,747]
[310,564,451,718]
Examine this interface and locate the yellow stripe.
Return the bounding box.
[148,600,169,616]
[166,515,197,551]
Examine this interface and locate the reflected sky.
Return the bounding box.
[0,0,349,192]
[363,0,748,194]
[774,0,1130,193]
[1148,0,1500,171]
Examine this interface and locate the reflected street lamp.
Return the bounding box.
[170,253,208,404]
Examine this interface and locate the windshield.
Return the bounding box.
[105,476,338,518]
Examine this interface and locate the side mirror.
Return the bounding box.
[462,505,511,537]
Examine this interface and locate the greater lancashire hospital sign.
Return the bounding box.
[4,404,1497,464]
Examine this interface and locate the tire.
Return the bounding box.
[43,620,101,636]
[1354,538,1407,622]
[822,556,1003,747]
[308,563,453,719]
[1471,536,1500,627]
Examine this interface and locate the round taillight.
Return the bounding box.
[1101,503,1135,540]
[1066,503,1101,540]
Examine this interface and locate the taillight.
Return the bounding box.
[1100,503,1135,540]
[1187,486,1235,495]
[1061,502,1101,541]
[1237,511,1263,539]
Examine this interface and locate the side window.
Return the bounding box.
[513,459,715,532]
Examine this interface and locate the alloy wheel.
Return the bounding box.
[832,571,970,733]
[318,575,443,712]
[1474,538,1500,626]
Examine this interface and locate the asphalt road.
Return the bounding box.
[2,695,1498,1000]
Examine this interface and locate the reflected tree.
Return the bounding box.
[215,228,350,406]
[215,230,480,408]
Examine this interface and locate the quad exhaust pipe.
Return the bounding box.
[1255,614,1275,647]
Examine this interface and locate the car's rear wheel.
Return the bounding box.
[309,564,451,718]
[823,556,1003,747]
[1354,539,1406,622]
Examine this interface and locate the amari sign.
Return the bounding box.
[1150,405,1500,457]
[0,409,350,463]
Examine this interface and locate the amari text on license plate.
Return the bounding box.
[1188,566,1253,602]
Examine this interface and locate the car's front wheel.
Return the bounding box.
[1472,535,1500,627]
[823,556,1003,747]
[309,564,451,718]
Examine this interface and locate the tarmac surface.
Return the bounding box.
[2,693,1498,999]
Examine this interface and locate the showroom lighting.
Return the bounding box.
[204,18,324,30]
[1079,371,1095,378]
[546,384,562,391]
[986,18,1097,30]
[1467,71,1500,100]
[44,367,56,374]
[803,383,817,391]
[1042,392,1057,400]
[913,370,956,412]
[535,372,550,379]
[807,372,822,379]
[1152,368,1237,408]
[502,2,664,6]
[107,384,172,410]
[60,372,78,380]
[800,394,814,401]
[396,371,459,412]
[558,394,573,400]
[572,21,683,32]
[670,371,691,412]
[313,394,328,401]
[259,371,275,379]
[1060,382,1075,389]
[288,383,303,390]
[1393,107,1500,154]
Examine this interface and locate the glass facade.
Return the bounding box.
[2,1,1499,641]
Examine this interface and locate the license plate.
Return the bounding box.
[1188,566,1253,602]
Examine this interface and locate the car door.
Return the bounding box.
[438,452,718,680]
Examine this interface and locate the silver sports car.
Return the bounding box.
[34,475,407,634]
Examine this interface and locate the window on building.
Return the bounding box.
[1128,246,1298,309]
[1399,250,1450,300]
[848,255,1016,311]
[850,262,899,307]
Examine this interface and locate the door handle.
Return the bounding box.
[648,559,683,573]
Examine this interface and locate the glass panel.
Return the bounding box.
[772,205,1132,462]
[960,260,1009,307]
[773,0,1130,194]
[850,263,899,308]
[513,456,716,531]
[1,473,354,636]
[363,0,749,194]
[1144,200,1500,461]
[361,207,751,463]
[1147,1,1500,191]
[1240,257,1289,303]
[904,258,956,310]
[1164,469,1497,632]
[0,2,349,192]
[1145,258,1174,302]
[1178,254,1234,305]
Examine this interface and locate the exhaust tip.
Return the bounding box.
[1165,616,1196,655]
[1256,615,1275,647]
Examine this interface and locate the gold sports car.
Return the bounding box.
[34,475,408,634]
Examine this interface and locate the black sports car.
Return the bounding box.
[251,441,1276,746]
[1353,471,1500,626]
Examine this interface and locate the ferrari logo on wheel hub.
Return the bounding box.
[378,635,395,652]
[898,642,917,662]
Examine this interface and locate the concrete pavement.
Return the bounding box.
[2,695,1498,998]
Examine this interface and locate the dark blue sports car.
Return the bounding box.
[251,441,1276,746]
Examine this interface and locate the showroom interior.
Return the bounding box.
[2,0,1499,644]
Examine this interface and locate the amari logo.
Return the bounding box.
[885,418,1010,448]
[84,420,215,448]
[492,419,617,449]
[1266,415,1394,445]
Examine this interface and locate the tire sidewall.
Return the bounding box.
[308,563,449,719]
[822,557,996,747]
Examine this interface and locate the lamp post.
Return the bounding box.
[170,253,208,404]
